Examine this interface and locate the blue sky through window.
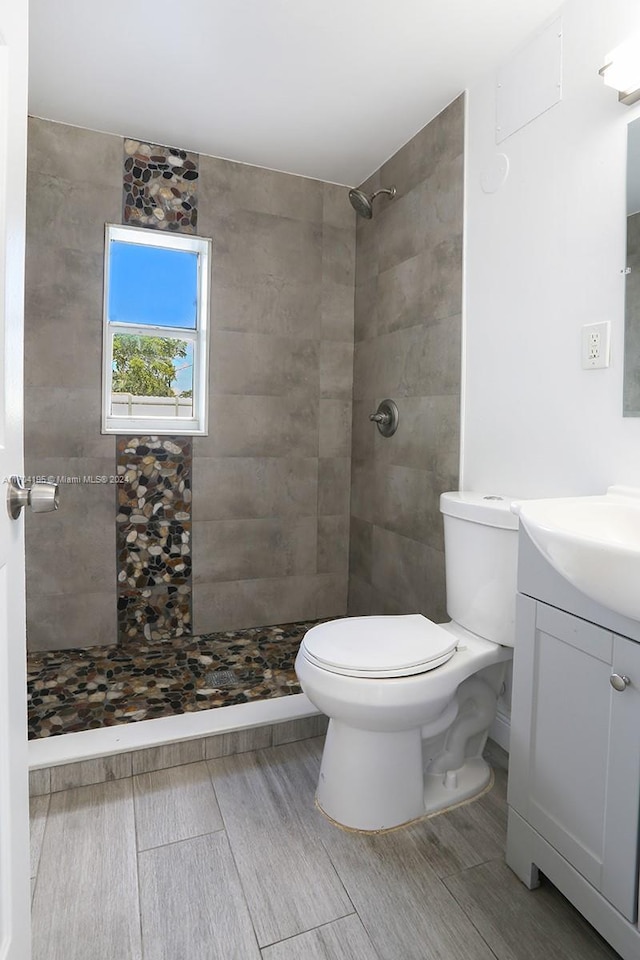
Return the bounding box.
[108,241,198,328]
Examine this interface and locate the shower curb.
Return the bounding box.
[29,713,328,796]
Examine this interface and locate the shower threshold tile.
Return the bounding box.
[27,619,318,739]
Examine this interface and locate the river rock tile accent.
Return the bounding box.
[116,436,192,642]
[122,139,198,232]
[117,437,192,459]
[27,620,319,738]
[118,585,192,642]
[117,521,192,588]
[117,460,191,520]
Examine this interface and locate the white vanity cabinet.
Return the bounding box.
[507,530,640,960]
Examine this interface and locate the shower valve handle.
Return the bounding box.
[369,399,399,438]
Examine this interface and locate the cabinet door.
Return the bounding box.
[508,596,640,921]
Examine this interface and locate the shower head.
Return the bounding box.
[348,185,397,219]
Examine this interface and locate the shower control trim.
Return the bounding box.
[7,476,59,519]
[369,399,399,438]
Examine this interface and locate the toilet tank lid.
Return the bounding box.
[440,492,520,530]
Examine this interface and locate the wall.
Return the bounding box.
[463,0,640,498]
[348,96,464,619]
[24,119,354,650]
[24,122,121,650]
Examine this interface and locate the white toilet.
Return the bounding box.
[295,491,519,831]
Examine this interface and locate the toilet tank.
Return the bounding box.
[440,492,519,647]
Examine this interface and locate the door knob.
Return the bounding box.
[6,476,59,519]
[610,674,631,692]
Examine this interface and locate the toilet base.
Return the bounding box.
[423,756,491,814]
[316,720,494,831]
[316,721,425,831]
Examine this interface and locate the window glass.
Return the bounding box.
[102,224,210,435]
[108,241,198,328]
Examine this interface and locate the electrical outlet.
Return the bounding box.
[582,321,610,369]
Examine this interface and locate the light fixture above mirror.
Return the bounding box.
[600,33,640,105]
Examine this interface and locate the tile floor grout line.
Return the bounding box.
[436,851,509,883]
[204,752,265,956]
[28,792,49,910]
[136,826,227,855]
[131,777,148,960]
[440,859,506,960]
[257,911,367,952]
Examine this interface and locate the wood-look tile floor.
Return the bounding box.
[30,737,621,960]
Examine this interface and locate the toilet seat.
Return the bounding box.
[301,614,457,678]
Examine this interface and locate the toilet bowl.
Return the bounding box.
[294,492,519,831]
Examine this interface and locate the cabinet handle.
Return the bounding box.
[610,674,631,692]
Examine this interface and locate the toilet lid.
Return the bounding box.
[301,614,457,678]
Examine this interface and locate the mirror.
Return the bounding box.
[623,117,640,414]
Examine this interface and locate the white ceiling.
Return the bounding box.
[29,0,563,186]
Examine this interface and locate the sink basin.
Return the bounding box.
[513,486,640,621]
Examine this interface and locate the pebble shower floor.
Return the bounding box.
[26,620,318,739]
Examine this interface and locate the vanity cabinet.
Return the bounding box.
[507,530,640,959]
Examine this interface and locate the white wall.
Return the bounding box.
[463,0,640,498]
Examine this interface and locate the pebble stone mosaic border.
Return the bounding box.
[122,139,198,232]
[116,437,192,643]
[27,621,317,739]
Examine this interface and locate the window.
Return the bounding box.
[102,224,211,435]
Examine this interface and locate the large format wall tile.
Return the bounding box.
[193,575,322,634]
[195,395,319,459]
[25,387,113,460]
[318,458,350,516]
[208,211,323,286]
[24,122,122,650]
[210,331,319,398]
[348,96,463,620]
[371,526,447,621]
[192,517,317,583]
[26,591,116,651]
[24,118,355,650]
[192,457,318,522]
[381,93,464,200]
[198,153,324,222]
[28,117,124,184]
[321,277,355,342]
[26,479,115,596]
[352,317,461,401]
[212,274,322,339]
[26,172,121,255]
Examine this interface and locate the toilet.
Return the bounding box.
[294,492,519,831]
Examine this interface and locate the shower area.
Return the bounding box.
[25,95,464,746]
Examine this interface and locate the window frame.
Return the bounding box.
[101,223,211,435]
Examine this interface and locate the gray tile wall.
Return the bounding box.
[348,95,464,619]
[24,118,355,650]
[24,120,121,650]
[192,158,354,632]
